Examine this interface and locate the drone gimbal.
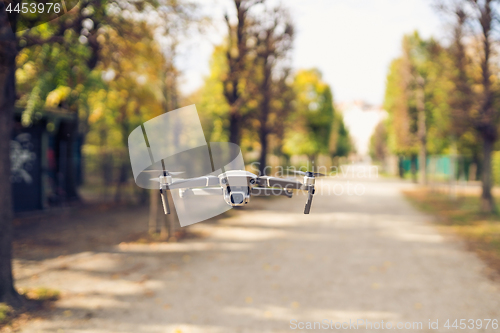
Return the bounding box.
[152,169,323,215]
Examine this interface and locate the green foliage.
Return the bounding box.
[193,51,347,161]
[283,68,335,158]
[0,303,12,324]
[493,152,500,185]
[190,42,261,152]
[384,57,415,155]
[369,121,388,162]
[84,21,167,151]
[331,112,352,158]
[381,29,500,163]
[17,0,347,174]
[16,27,92,126]
[384,31,455,157]
[192,45,231,143]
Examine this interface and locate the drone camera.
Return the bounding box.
[218,171,255,207]
[222,185,250,207]
[230,192,245,205]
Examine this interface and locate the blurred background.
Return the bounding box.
[2,0,500,331]
[7,0,500,228]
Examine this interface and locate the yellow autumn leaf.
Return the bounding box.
[45,86,71,108]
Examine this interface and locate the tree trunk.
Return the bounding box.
[59,121,79,201]
[224,0,250,147]
[398,156,404,179]
[472,152,481,182]
[114,160,128,203]
[410,154,417,183]
[149,190,159,234]
[476,0,496,213]
[417,76,426,185]
[258,68,271,175]
[258,54,272,176]
[65,122,80,200]
[481,137,495,213]
[258,126,269,176]
[229,111,241,145]
[0,5,22,307]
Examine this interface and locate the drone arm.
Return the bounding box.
[256,176,304,190]
[167,176,220,190]
[256,176,315,213]
[251,187,293,198]
[180,188,223,197]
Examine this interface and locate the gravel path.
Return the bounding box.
[14,178,500,332]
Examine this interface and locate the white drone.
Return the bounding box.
[148,169,325,215]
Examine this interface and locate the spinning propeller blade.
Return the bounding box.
[286,170,326,177]
[143,170,184,176]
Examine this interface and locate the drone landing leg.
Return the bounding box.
[160,189,170,214]
[304,187,315,214]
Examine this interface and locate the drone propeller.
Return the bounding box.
[286,170,326,177]
[143,170,184,176]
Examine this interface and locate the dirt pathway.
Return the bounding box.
[13,178,500,332]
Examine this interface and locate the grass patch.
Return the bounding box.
[18,287,60,302]
[0,303,13,325]
[0,289,59,330]
[404,189,500,278]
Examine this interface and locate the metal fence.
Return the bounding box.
[400,155,481,183]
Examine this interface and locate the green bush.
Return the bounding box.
[19,287,60,301]
[0,303,13,324]
[493,151,500,185]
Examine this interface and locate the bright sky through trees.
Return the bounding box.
[177,0,442,106]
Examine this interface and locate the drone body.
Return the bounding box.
[152,169,321,216]
[128,107,325,226]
